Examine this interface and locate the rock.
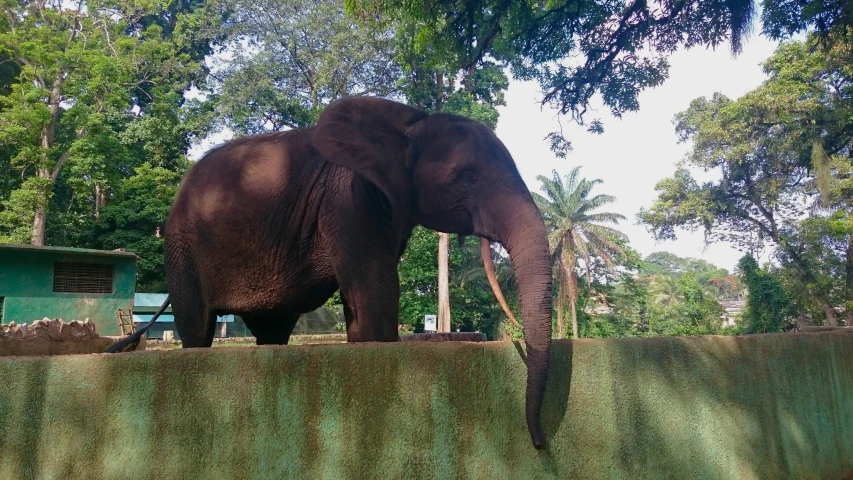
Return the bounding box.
[47,319,63,340]
[7,323,23,339]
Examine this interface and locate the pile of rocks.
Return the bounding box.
[0,318,116,356]
[1,318,98,340]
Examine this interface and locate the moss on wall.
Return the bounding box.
[1,333,852,479]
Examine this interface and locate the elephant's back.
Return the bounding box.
[168,128,318,230]
[163,128,332,281]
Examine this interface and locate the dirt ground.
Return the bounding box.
[144,334,349,350]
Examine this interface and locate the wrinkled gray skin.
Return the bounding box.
[119,97,553,448]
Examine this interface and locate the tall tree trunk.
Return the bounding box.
[846,234,853,325]
[32,77,65,246]
[433,71,451,333]
[820,297,839,326]
[563,240,580,340]
[31,170,49,246]
[570,296,578,340]
[94,184,105,218]
[557,277,564,338]
[437,232,451,332]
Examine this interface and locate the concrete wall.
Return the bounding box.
[0,332,852,479]
[0,248,136,336]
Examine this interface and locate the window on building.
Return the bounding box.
[53,262,114,294]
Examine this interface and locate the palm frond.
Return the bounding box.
[582,211,626,224]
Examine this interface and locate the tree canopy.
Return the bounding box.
[347,0,853,155]
[639,32,853,325]
[206,0,402,134]
[2,0,848,335]
[0,0,217,249]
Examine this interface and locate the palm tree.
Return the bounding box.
[650,275,681,308]
[532,167,628,339]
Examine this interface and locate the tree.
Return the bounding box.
[397,226,506,338]
[650,275,681,309]
[737,255,793,333]
[0,0,216,246]
[348,0,853,156]
[607,272,651,336]
[91,163,187,291]
[532,166,627,339]
[781,212,853,324]
[638,34,853,325]
[207,0,402,135]
[641,251,743,301]
[673,272,725,334]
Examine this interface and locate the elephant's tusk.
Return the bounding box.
[481,238,522,330]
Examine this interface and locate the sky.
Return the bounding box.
[189,31,785,273]
[494,35,782,272]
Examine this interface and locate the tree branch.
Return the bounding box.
[50,127,86,182]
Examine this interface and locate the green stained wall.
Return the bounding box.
[0,246,136,336]
[1,333,852,479]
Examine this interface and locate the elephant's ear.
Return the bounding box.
[311,96,428,232]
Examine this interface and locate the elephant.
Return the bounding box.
[106,96,554,449]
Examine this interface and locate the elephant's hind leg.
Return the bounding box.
[243,313,300,345]
[174,307,217,348]
[171,276,217,348]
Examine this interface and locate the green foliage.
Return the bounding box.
[602,273,651,336]
[670,273,725,335]
[587,250,740,338]
[638,33,853,324]
[594,269,728,338]
[642,251,743,301]
[92,163,187,291]
[737,255,793,333]
[0,0,216,248]
[207,0,402,135]
[397,227,506,339]
[348,0,853,150]
[0,0,217,297]
[532,166,628,338]
[0,177,49,243]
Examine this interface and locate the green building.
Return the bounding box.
[0,244,138,336]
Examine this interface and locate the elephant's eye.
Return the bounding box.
[458,168,477,186]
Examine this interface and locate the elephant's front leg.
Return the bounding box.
[336,255,401,342]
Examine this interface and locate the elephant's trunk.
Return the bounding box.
[493,194,553,449]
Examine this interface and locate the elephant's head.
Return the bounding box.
[312,96,553,449]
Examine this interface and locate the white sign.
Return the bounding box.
[424,314,437,332]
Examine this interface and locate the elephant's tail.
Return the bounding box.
[105,295,171,353]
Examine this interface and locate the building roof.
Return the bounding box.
[135,293,170,308]
[133,293,234,322]
[0,243,139,259]
[132,313,235,323]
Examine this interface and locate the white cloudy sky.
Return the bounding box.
[190,32,786,272]
[495,35,783,272]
